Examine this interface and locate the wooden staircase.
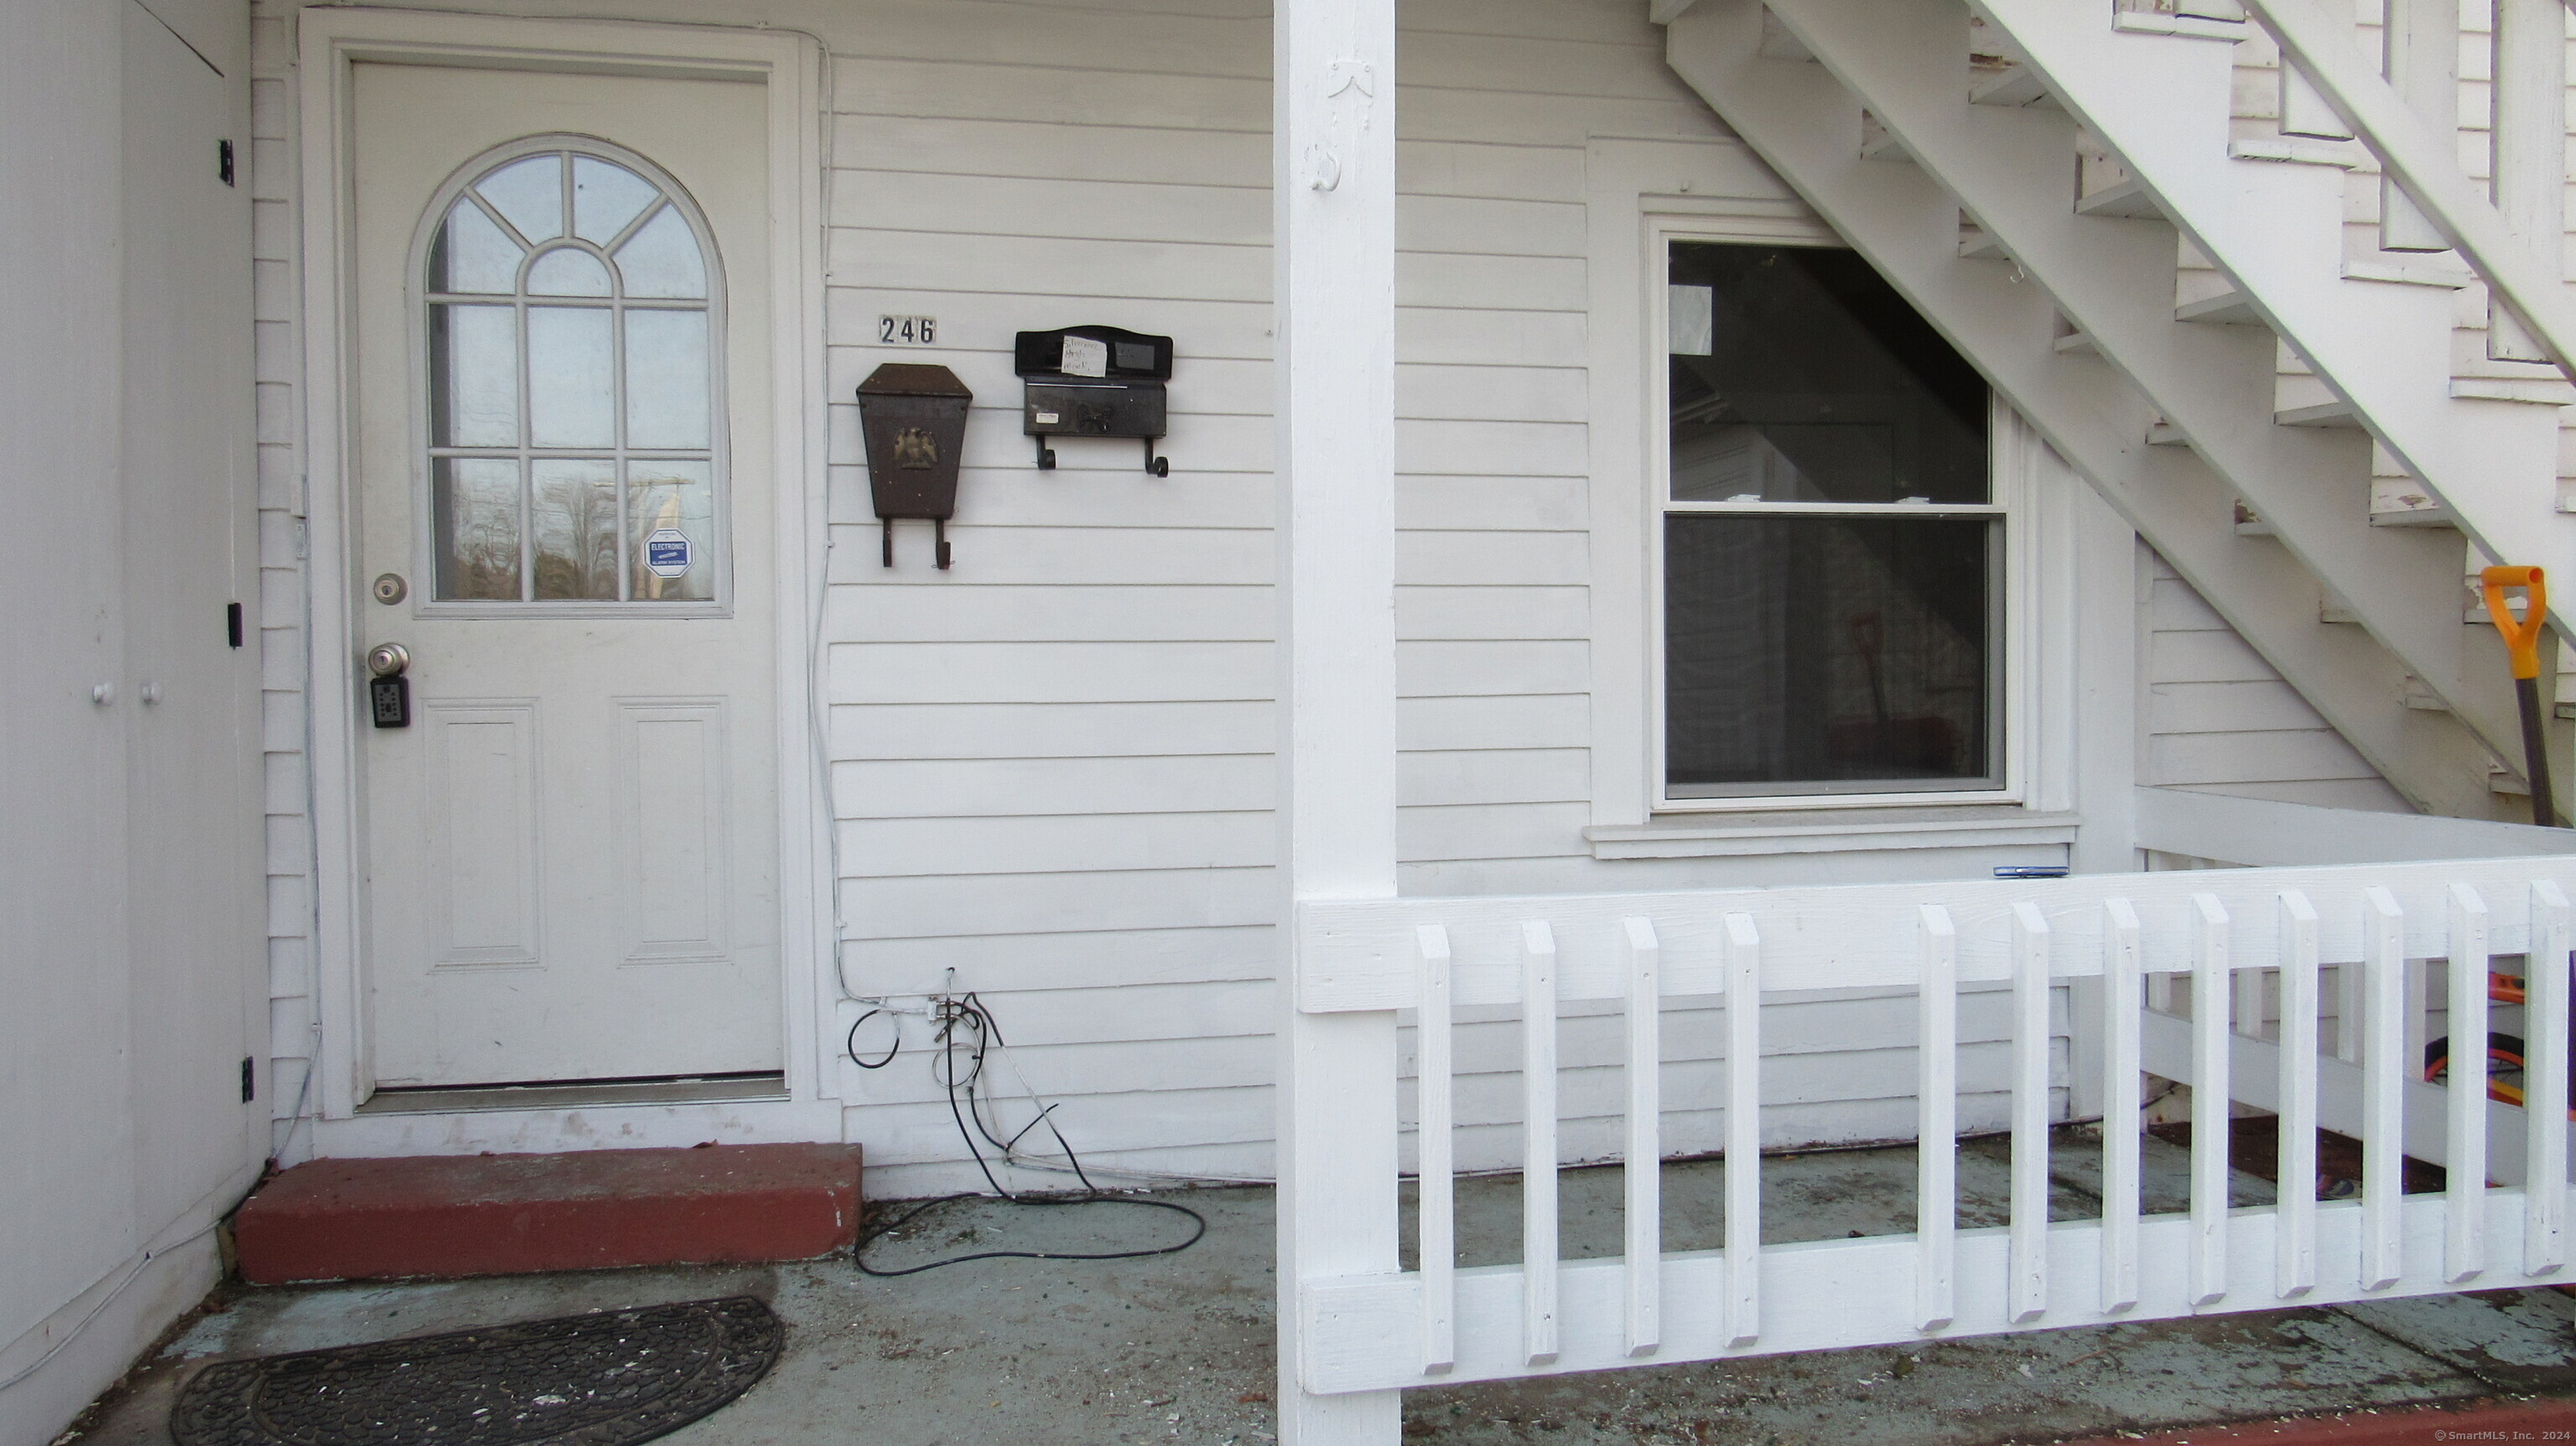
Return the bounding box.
[1656,0,2576,820]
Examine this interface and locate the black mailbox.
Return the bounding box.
[1015,325,1174,476]
[856,362,972,569]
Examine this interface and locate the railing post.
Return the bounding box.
[2527,881,2571,1276]
[1520,921,1561,1366]
[2445,883,2490,1282]
[1274,0,1400,1435]
[2487,0,2563,361]
[2008,902,2053,1324]
[2101,899,2142,1313]
[2189,892,2234,1306]
[2278,0,2354,138]
[1916,905,1958,1331]
[1723,912,1763,1348]
[2378,0,2459,252]
[1623,917,1663,1358]
[2275,891,2320,1299]
[1415,925,1454,1376]
[2362,887,2407,1290]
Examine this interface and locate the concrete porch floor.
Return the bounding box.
[60,1128,2576,1446]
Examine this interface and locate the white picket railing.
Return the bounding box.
[1287,859,2575,1397]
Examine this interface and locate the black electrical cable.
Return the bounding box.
[853,992,1206,1277]
[845,1008,898,1069]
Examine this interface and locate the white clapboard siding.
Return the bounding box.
[248,8,318,1161]
[832,752,1271,818]
[1398,587,1590,641]
[829,642,1275,707]
[831,700,1273,760]
[810,0,1708,1180]
[824,524,1271,585]
[1400,803,1598,865]
[828,585,1273,642]
[2143,552,2410,814]
[844,923,1276,995]
[843,812,1275,876]
[1400,694,1592,752]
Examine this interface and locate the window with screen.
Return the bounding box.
[1662,241,2000,800]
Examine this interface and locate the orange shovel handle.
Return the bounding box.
[2481,565,2548,680]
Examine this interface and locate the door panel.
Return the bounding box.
[352,64,780,1088]
[621,700,731,964]
[423,703,542,969]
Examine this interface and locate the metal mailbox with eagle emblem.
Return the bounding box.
[855,362,974,569]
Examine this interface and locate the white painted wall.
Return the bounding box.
[233,0,2459,1197]
[1,3,267,1441]
[2142,549,2412,811]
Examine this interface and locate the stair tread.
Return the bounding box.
[2174,289,2259,325]
[2275,398,2360,427]
[1968,64,2052,107]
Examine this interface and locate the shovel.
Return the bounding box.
[2480,564,2559,828]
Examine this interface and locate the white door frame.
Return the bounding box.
[294,8,834,1130]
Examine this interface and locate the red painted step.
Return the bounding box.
[232,1143,864,1284]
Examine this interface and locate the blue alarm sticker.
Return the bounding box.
[644,528,693,579]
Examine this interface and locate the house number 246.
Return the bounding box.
[878,315,937,346]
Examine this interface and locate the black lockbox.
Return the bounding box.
[369,674,410,729]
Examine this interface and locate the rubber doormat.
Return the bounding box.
[170,1296,782,1446]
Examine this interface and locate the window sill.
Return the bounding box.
[1583,806,2080,861]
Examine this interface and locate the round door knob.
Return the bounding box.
[366,642,411,679]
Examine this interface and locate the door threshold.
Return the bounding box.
[356,1072,789,1116]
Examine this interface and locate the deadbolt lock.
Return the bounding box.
[372,573,408,605]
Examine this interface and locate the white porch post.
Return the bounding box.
[1273,0,1403,1442]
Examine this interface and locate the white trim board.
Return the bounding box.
[2137,788,2576,866]
[307,1094,843,1157]
[292,8,831,1122]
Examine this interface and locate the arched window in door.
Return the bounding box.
[419,138,724,605]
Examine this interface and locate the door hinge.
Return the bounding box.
[226,601,244,648]
[218,138,236,187]
[241,1056,257,1103]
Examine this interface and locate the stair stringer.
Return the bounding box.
[1736,0,2529,790]
[1973,0,2573,632]
[1662,0,2501,818]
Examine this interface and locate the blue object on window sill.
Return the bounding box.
[1993,865,2069,879]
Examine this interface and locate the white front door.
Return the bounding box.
[350,62,782,1089]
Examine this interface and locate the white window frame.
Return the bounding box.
[409,134,735,617]
[1584,138,2080,850]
